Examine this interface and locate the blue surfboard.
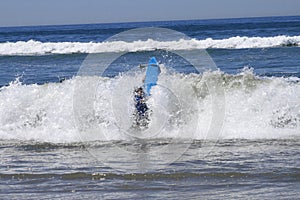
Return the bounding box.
[144,57,160,96]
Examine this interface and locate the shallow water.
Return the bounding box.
[1,139,299,199]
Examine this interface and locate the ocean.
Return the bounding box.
[0,16,299,199]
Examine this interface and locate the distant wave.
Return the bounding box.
[0,35,299,55]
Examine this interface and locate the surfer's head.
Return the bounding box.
[135,87,144,95]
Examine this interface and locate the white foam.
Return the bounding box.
[0,35,299,55]
[0,70,299,143]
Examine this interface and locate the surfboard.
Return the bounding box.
[144,57,160,96]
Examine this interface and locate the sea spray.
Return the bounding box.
[0,69,299,142]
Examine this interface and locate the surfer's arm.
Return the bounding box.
[139,64,147,69]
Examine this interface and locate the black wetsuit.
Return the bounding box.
[134,91,148,116]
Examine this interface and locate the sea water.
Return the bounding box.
[0,16,299,199]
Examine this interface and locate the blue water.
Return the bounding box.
[0,16,300,86]
[1,16,299,42]
[0,16,299,199]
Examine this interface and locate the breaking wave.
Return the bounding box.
[0,68,299,143]
[0,35,299,55]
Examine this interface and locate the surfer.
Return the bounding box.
[134,87,148,115]
[133,57,160,127]
[133,87,148,126]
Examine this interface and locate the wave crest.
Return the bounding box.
[0,69,299,143]
[0,35,299,55]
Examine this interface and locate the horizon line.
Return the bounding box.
[0,14,299,29]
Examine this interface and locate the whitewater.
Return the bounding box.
[0,68,299,143]
[0,35,299,55]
